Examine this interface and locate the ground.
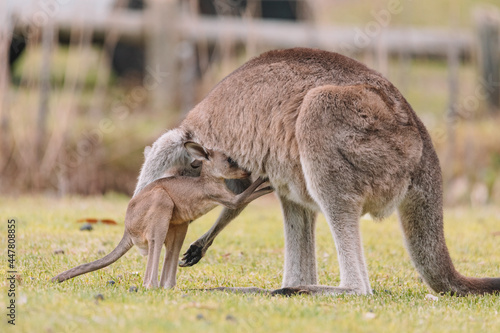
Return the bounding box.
[1,194,499,332]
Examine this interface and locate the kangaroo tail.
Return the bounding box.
[52,233,134,283]
[398,125,500,295]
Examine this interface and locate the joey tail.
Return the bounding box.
[52,233,133,283]
[398,123,500,295]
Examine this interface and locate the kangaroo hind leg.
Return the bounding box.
[279,196,318,288]
[290,84,406,295]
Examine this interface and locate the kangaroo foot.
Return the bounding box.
[270,287,311,296]
[271,285,365,296]
[204,287,271,295]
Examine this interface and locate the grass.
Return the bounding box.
[316,0,500,28]
[1,195,499,332]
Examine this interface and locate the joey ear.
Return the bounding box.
[184,142,209,161]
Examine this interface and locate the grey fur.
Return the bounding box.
[134,129,198,197]
[144,145,152,158]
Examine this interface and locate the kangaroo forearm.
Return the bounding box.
[201,187,273,243]
[199,205,247,247]
[180,205,247,267]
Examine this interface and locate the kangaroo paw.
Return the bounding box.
[179,244,204,267]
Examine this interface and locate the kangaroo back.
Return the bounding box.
[52,233,133,283]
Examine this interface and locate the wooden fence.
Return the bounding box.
[9,5,494,112]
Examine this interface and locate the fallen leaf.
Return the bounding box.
[77,218,117,225]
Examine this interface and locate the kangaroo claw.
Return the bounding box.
[179,244,204,267]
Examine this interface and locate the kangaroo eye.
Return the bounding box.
[227,157,238,166]
[190,160,202,168]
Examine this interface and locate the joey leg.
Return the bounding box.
[160,222,188,288]
[143,240,155,288]
[239,186,274,204]
[143,219,169,288]
[143,238,164,288]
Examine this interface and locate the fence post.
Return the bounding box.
[145,0,178,113]
[179,40,196,115]
[0,21,10,171]
[475,7,500,114]
[37,22,54,163]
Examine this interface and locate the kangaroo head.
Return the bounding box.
[184,142,250,180]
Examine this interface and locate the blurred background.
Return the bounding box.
[1,0,499,206]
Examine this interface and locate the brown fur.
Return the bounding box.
[138,48,499,295]
[52,142,272,288]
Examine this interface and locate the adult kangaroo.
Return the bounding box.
[135,48,500,296]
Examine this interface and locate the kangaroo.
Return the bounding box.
[134,48,500,296]
[52,142,273,288]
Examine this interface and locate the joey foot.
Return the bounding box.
[242,186,274,204]
[179,243,204,267]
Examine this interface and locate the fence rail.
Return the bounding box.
[11,10,474,57]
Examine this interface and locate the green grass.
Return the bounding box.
[4,67,496,329]
[317,0,500,28]
[1,195,499,333]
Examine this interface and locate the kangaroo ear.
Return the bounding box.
[143,146,152,158]
[184,142,209,161]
